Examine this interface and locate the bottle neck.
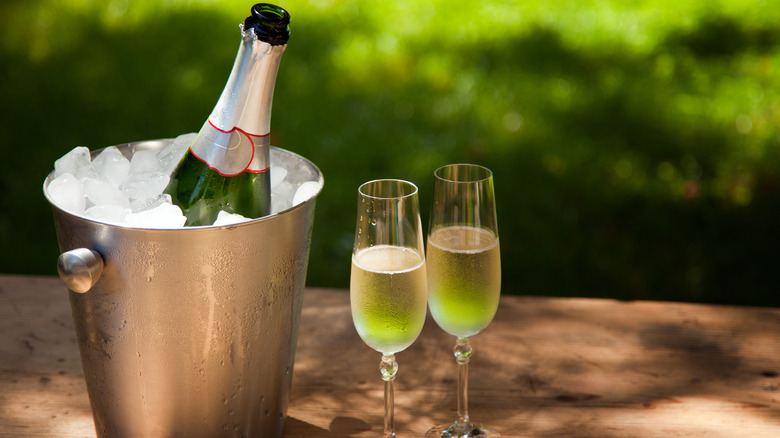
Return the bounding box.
[208,25,287,137]
[189,24,287,176]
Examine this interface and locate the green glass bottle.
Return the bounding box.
[164,3,290,226]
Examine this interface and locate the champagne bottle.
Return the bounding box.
[164,3,290,226]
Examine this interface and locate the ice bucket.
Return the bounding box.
[43,139,323,438]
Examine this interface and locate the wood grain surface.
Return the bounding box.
[2,274,779,437]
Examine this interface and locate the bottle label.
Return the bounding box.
[245,131,271,173]
[190,120,269,176]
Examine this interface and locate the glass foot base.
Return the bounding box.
[425,423,500,438]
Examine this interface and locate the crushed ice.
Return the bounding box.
[46,133,321,228]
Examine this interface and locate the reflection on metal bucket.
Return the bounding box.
[43,139,323,438]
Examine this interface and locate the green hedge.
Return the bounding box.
[2,1,778,305]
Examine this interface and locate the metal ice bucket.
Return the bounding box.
[43,139,323,438]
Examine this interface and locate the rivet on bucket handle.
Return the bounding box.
[57,248,104,294]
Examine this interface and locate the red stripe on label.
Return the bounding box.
[245,166,270,174]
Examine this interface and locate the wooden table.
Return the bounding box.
[2,274,780,437]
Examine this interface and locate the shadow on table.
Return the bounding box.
[461,297,780,436]
[284,416,371,437]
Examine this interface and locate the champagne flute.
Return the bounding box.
[425,164,501,438]
[351,179,428,438]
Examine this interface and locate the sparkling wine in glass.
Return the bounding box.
[351,179,428,438]
[426,164,501,438]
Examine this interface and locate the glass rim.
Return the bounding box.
[434,163,493,183]
[358,178,419,200]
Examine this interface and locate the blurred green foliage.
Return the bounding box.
[1,0,779,305]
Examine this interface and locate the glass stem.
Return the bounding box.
[381,354,398,438]
[454,337,474,433]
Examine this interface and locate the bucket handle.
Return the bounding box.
[57,248,104,293]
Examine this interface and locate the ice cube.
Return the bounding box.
[93,146,130,187]
[172,132,197,150]
[85,177,131,208]
[158,133,195,175]
[122,171,170,201]
[271,166,288,188]
[128,149,160,174]
[125,203,187,228]
[130,194,172,213]
[293,181,321,206]
[47,173,86,214]
[54,146,95,180]
[213,210,252,226]
[271,180,294,213]
[85,205,131,224]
